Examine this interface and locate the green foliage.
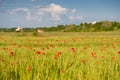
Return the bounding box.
[0,21,120,32]
[32,31,38,36]
[0,34,120,80]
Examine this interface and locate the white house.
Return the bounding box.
[92,21,96,24]
[37,29,44,33]
[15,26,23,32]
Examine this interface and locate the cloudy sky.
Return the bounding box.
[0,0,120,28]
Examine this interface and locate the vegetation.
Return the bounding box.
[0,32,120,80]
[0,20,120,32]
[0,20,120,79]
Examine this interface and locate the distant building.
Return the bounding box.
[92,21,96,24]
[37,29,44,33]
[15,26,23,32]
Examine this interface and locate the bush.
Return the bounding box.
[32,31,38,36]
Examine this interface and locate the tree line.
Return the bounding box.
[0,20,120,32]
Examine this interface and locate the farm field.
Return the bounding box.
[0,32,120,80]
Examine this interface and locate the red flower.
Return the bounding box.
[91,52,97,58]
[49,44,54,48]
[118,51,120,55]
[8,62,14,66]
[28,67,32,71]
[82,60,86,63]
[57,52,62,55]
[42,52,46,55]
[71,48,76,52]
[0,58,4,62]
[42,48,45,50]
[3,48,8,51]
[37,51,41,55]
[71,48,75,51]
[54,52,62,59]
[61,69,65,73]
[10,52,14,56]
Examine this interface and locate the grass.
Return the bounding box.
[0,31,120,37]
[0,32,120,80]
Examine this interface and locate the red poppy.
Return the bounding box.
[57,52,62,55]
[118,51,120,54]
[3,48,8,51]
[42,52,46,55]
[42,48,45,50]
[28,67,32,71]
[10,52,14,56]
[37,51,41,55]
[82,60,86,63]
[61,69,65,73]
[71,48,76,52]
[0,58,4,62]
[71,48,75,51]
[91,52,96,58]
[8,62,13,66]
[50,44,54,48]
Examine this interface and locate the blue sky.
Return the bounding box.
[0,0,120,28]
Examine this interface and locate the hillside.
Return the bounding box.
[0,21,120,32]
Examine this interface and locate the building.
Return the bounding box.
[15,26,23,32]
[37,29,44,33]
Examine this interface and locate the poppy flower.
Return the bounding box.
[82,60,86,63]
[71,48,76,52]
[42,52,46,55]
[0,58,4,62]
[57,52,62,55]
[61,69,65,73]
[42,48,45,50]
[91,52,96,58]
[10,52,14,56]
[28,67,32,71]
[37,51,41,55]
[118,51,120,55]
[71,48,75,51]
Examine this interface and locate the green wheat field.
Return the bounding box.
[0,32,120,80]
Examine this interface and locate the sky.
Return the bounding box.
[0,0,120,28]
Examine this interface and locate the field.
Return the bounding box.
[0,32,120,80]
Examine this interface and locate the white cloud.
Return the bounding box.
[69,15,83,20]
[10,8,30,14]
[10,8,33,21]
[10,3,68,21]
[36,3,67,20]
[71,9,76,13]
